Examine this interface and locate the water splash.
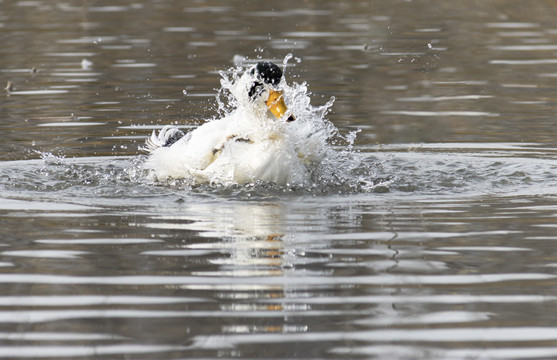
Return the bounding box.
[145,54,380,194]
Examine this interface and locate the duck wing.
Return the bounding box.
[142,125,185,153]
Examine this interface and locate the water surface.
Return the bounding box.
[2,1,557,359]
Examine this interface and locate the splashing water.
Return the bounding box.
[142,55,380,193]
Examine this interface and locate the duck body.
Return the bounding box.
[142,61,322,186]
[143,111,310,186]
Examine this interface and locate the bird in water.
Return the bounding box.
[143,61,323,186]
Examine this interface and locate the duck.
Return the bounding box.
[142,61,318,186]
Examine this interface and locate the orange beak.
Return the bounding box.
[266,90,295,122]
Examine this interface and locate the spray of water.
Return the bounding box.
[142,54,382,193]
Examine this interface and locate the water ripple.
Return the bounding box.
[0,273,550,287]
[381,110,500,117]
[0,344,187,358]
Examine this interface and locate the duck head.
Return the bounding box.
[243,62,295,122]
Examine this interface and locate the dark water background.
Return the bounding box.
[3,1,557,359]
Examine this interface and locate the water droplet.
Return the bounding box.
[81,59,93,69]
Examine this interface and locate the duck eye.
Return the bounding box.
[248,81,263,99]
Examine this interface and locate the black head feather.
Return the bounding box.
[248,62,283,99]
[255,62,282,86]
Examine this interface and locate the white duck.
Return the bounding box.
[143,62,315,186]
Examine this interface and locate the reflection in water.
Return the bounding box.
[144,200,320,337]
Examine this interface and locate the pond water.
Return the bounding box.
[2,0,557,359]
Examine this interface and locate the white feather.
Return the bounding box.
[142,64,317,186]
[141,126,185,153]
